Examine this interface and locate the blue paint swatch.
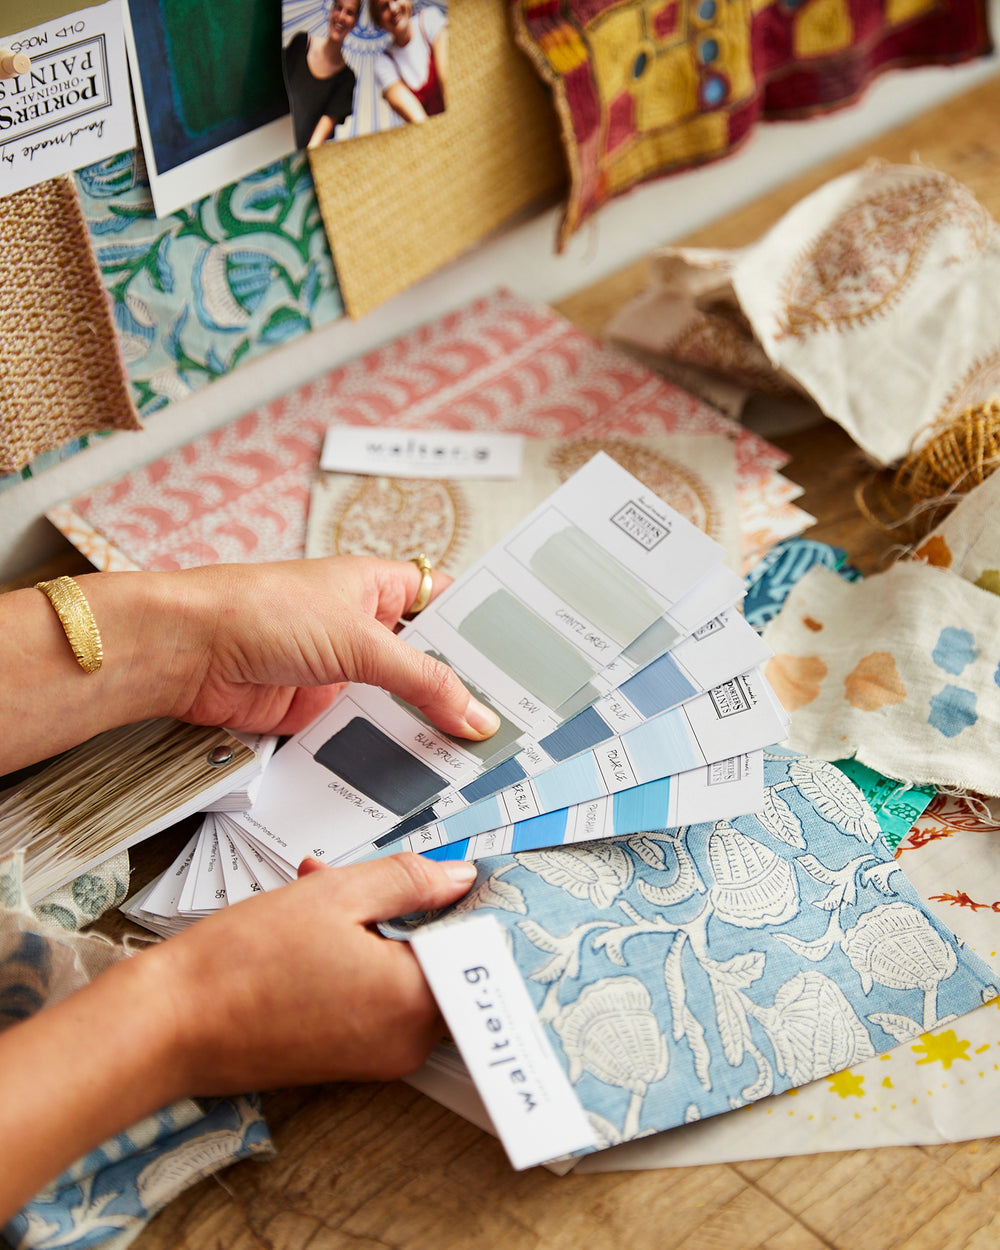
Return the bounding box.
[621,711,699,778]
[620,651,698,717]
[534,752,603,812]
[539,705,614,763]
[512,810,569,852]
[613,776,673,832]
[460,756,528,804]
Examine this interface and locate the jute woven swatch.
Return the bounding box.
[308,0,565,319]
[0,176,140,474]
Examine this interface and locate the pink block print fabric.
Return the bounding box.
[49,290,790,572]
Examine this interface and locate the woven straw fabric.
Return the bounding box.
[308,0,565,319]
[0,176,140,474]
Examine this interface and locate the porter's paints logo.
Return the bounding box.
[610,500,671,550]
[0,36,111,147]
[710,676,754,719]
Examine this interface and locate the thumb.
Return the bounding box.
[301,852,477,924]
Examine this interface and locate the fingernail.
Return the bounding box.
[441,860,477,887]
[464,695,501,738]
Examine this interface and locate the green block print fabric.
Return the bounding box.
[397,750,997,1154]
[0,149,341,494]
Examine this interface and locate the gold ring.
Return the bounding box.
[403,553,434,619]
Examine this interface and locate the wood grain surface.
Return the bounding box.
[9,70,1000,1250]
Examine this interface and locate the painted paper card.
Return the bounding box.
[386,668,787,860]
[413,751,765,864]
[231,453,727,872]
[763,561,1000,797]
[401,751,998,1164]
[368,607,771,857]
[0,2,135,199]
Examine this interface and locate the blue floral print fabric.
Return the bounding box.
[400,750,997,1152]
[0,148,341,495]
[743,537,861,632]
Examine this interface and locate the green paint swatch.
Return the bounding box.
[622,614,682,669]
[530,526,662,645]
[459,589,597,709]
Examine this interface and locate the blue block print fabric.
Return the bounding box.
[1,149,341,495]
[397,751,997,1153]
[743,538,861,632]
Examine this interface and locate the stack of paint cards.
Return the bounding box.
[122,453,790,933]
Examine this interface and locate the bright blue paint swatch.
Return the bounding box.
[612,776,673,834]
[928,685,978,738]
[622,710,699,779]
[424,839,470,861]
[512,810,569,852]
[932,627,977,675]
[620,652,698,717]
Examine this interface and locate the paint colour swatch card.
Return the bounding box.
[366,606,773,859]
[410,750,765,862]
[230,453,728,873]
[379,669,787,860]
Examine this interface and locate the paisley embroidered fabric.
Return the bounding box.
[394,751,997,1156]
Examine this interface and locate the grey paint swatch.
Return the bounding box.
[458,589,597,708]
[314,718,444,817]
[530,525,662,645]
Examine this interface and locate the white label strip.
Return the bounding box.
[320,427,524,479]
[412,915,595,1171]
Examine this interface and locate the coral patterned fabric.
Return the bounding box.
[48,290,787,573]
[512,0,992,248]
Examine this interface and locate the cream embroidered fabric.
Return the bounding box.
[606,246,807,418]
[733,162,1000,467]
[0,177,141,474]
[611,163,1000,468]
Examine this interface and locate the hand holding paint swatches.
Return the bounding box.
[226,454,730,875]
[131,453,790,924]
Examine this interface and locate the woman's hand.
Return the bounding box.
[154,852,474,1092]
[164,555,499,739]
[0,852,476,1223]
[2,556,499,775]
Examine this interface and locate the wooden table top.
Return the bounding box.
[13,70,1000,1250]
